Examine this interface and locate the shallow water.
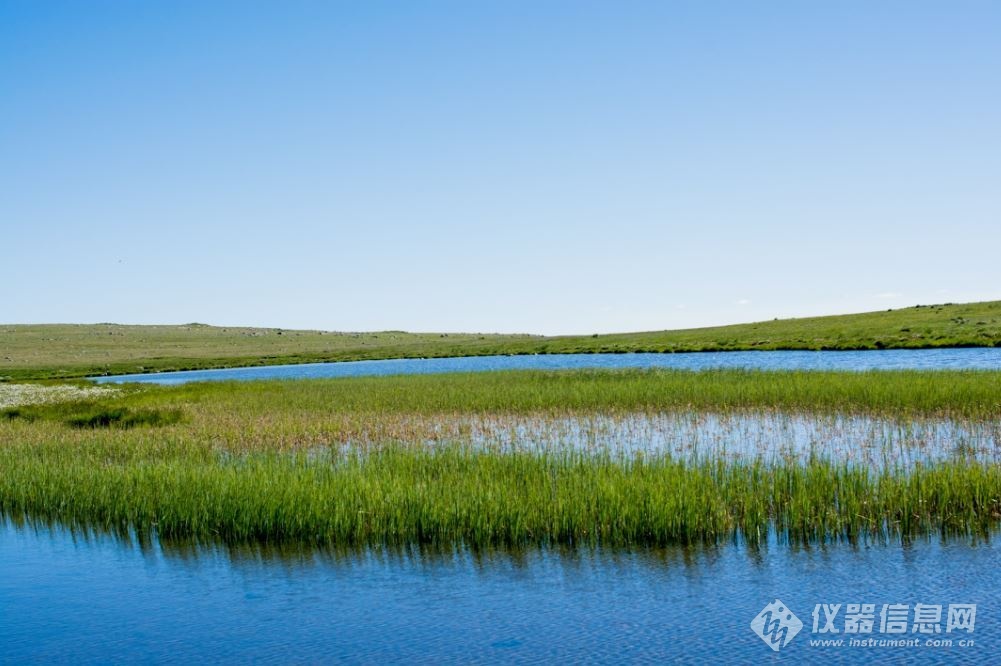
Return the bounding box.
[316,412,1001,470]
[1,520,995,664]
[92,348,1001,384]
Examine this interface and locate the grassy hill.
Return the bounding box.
[2,300,1000,380]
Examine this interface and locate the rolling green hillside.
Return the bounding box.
[2,300,1000,380]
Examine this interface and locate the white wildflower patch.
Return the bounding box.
[0,384,117,409]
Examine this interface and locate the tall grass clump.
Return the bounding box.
[2,402,181,429]
[1,442,999,548]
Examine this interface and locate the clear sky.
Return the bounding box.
[2,1,999,334]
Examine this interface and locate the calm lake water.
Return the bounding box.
[92,348,1001,384]
[0,520,995,664]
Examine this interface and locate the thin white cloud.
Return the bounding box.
[736,299,751,306]
[873,292,901,300]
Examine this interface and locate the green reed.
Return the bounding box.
[2,369,1000,547]
[2,441,999,547]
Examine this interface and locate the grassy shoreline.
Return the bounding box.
[5,368,1001,419]
[3,300,1000,380]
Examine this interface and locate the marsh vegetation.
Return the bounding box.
[2,369,1000,548]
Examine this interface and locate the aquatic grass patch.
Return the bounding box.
[6,368,1001,453]
[1,442,1000,547]
[2,369,1000,548]
[63,407,183,429]
[131,368,1001,420]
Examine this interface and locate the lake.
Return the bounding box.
[0,520,994,664]
[22,348,1001,662]
[92,347,1001,384]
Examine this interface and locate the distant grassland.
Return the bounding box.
[3,300,1001,380]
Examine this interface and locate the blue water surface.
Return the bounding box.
[0,521,995,664]
[92,348,1001,384]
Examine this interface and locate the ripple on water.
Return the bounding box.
[0,519,997,664]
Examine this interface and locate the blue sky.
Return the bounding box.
[2,1,999,334]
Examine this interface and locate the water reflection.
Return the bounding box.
[2,518,996,664]
[319,411,1001,470]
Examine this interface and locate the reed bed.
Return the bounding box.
[2,443,999,547]
[2,369,1000,547]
